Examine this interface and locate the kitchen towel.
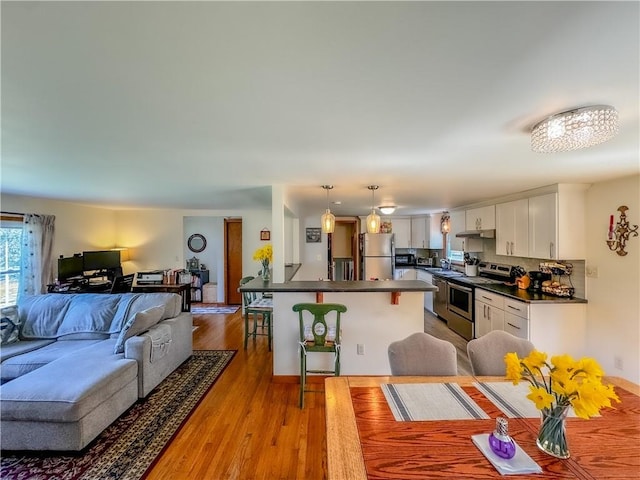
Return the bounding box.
[472,433,542,475]
[382,383,490,421]
[475,382,576,419]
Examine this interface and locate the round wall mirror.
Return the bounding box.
[187,233,207,253]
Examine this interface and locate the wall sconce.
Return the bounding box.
[321,185,335,234]
[366,185,381,234]
[111,247,130,262]
[606,206,638,256]
[440,212,451,234]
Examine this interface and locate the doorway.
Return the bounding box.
[327,217,360,280]
[224,218,243,305]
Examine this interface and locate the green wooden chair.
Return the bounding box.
[240,276,273,350]
[292,303,347,408]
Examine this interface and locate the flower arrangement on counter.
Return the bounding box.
[505,350,620,458]
[253,244,273,281]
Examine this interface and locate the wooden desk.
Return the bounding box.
[325,376,640,480]
[131,282,191,312]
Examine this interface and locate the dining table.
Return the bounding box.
[325,375,640,479]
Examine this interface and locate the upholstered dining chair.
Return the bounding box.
[293,302,347,408]
[240,276,273,351]
[466,330,535,376]
[110,274,134,294]
[387,332,458,376]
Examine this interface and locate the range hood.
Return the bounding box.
[455,229,496,238]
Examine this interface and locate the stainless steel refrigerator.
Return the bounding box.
[360,233,395,280]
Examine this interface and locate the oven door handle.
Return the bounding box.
[448,283,472,292]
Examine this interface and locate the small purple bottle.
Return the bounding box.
[488,417,516,459]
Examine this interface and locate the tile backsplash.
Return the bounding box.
[479,239,586,299]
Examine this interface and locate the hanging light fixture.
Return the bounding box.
[378,205,397,215]
[531,105,619,153]
[366,185,381,234]
[321,185,335,234]
[440,212,450,234]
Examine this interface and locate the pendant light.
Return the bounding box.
[321,185,335,234]
[366,185,381,234]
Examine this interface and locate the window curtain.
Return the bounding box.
[19,214,56,297]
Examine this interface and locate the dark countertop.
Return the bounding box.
[239,277,437,293]
[475,283,587,304]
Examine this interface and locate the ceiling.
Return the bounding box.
[2,1,638,217]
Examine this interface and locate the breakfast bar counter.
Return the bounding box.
[240,278,437,377]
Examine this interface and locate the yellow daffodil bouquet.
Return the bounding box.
[505,350,620,458]
[253,244,273,280]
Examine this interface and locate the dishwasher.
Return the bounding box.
[433,276,450,322]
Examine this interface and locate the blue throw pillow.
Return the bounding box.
[1,305,20,345]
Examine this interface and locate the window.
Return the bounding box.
[1,217,23,307]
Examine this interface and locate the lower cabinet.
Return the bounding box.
[416,270,434,313]
[475,290,505,337]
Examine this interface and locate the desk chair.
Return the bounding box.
[467,330,535,376]
[388,332,458,376]
[293,303,347,408]
[110,274,134,294]
[240,276,273,350]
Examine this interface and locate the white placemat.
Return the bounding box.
[475,382,576,419]
[381,383,490,421]
[472,433,542,475]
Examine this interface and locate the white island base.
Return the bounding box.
[271,291,425,377]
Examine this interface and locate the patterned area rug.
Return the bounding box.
[0,350,235,480]
[191,305,239,314]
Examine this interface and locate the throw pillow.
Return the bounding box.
[0,305,20,345]
[113,305,165,354]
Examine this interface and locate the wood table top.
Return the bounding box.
[325,376,640,480]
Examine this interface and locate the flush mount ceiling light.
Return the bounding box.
[321,185,335,234]
[366,185,381,234]
[378,205,397,215]
[531,105,619,153]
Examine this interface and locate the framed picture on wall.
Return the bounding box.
[260,229,271,241]
[306,227,321,243]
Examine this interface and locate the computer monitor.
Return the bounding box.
[58,256,84,281]
[82,250,121,272]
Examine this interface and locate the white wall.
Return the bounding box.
[586,174,640,384]
[1,194,116,262]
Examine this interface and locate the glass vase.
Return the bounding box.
[536,406,570,459]
[261,263,270,282]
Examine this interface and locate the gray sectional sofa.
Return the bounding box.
[0,292,193,451]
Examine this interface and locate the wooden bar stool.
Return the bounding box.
[240,276,273,350]
[292,303,347,408]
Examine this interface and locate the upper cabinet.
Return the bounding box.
[392,218,412,249]
[411,216,428,249]
[496,199,529,257]
[525,185,588,260]
[449,211,483,252]
[429,215,444,249]
[465,205,495,230]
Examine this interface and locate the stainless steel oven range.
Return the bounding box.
[433,262,514,341]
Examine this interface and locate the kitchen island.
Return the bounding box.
[240,277,437,378]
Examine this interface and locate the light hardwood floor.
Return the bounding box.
[145,306,470,479]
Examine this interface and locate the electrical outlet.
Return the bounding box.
[586,266,599,278]
[614,356,623,370]
[357,344,365,355]
[316,254,322,261]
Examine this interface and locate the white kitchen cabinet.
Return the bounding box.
[417,270,434,312]
[429,214,444,249]
[496,199,529,257]
[404,268,417,280]
[466,205,495,231]
[475,290,505,336]
[449,210,483,252]
[411,216,428,249]
[528,185,587,260]
[392,218,412,248]
[503,298,529,339]
[393,268,406,280]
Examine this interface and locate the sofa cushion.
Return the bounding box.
[0,339,55,363]
[0,340,137,423]
[0,339,103,381]
[113,305,165,354]
[1,306,20,345]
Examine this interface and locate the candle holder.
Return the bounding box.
[606,206,638,256]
